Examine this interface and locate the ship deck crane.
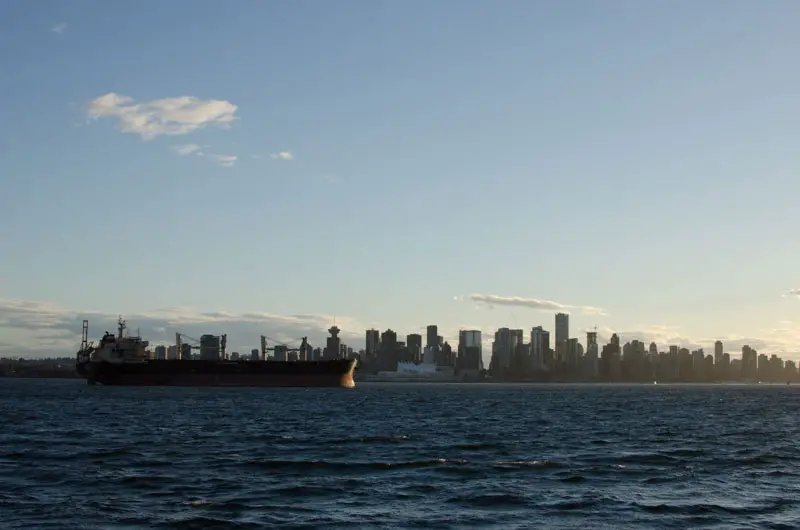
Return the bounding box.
[260,335,310,360]
[175,333,201,359]
[176,333,228,360]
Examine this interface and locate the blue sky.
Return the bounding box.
[1,1,799,359]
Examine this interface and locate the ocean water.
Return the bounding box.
[0,380,798,529]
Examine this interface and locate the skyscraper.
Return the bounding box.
[586,331,598,350]
[491,328,515,372]
[555,313,569,362]
[555,313,569,343]
[426,325,438,349]
[585,331,599,377]
[406,333,422,362]
[458,330,483,371]
[531,326,546,370]
[365,329,380,358]
[325,326,341,360]
[714,340,723,365]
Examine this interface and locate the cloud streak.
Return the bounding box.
[208,154,237,167]
[786,289,800,297]
[3,297,796,360]
[51,23,67,35]
[269,152,293,161]
[585,324,800,358]
[170,144,236,166]
[171,144,203,156]
[0,298,365,358]
[466,294,607,316]
[88,93,238,140]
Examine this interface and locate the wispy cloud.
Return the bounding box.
[2,298,797,361]
[464,293,607,316]
[87,93,238,140]
[170,144,236,167]
[171,144,203,156]
[269,151,293,161]
[584,323,800,358]
[252,154,263,159]
[785,288,800,297]
[0,298,364,358]
[208,154,237,167]
[322,175,340,184]
[51,23,67,35]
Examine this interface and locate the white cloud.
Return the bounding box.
[786,289,800,297]
[208,154,237,167]
[171,144,203,156]
[578,323,800,359]
[466,293,607,317]
[88,93,238,140]
[51,23,67,35]
[269,151,293,161]
[0,298,365,358]
[170,145,236,167]
[6,298,796,362]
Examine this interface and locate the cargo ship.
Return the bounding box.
[75,318,357,388]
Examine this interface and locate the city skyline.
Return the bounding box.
[2,2,799,360]
[1,296,797,365]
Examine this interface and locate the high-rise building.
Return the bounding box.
[511,329,523,347]
[366,329,380,358]
[426,325,438,349]
[154,345,167,360]
[325,326,341,360]
[531,326,547,370]
[378,329,398,371]
[167,345,178,360]
[406,334,422,362]
[555,313,569,343]
[585,332,599,377]
[742,345,757,380]
[274,345,288,362]
[458,330,483,371]
[566,337,581,368]
[555,313,569,361]
[200,335,220,360]
[491,328,517,372]
[714,340,723,365]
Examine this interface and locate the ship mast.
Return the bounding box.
[117,316,127,339]
[80,320,89,352]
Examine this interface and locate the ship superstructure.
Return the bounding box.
[83,317,149,364]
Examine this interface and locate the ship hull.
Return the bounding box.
[76,359,357,388]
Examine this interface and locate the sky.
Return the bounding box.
[1,1,800,362]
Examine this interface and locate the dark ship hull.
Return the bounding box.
[76,358,357,388]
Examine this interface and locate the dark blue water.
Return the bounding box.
[1,380,798,529]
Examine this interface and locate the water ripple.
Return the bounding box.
[1,379,799,528]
